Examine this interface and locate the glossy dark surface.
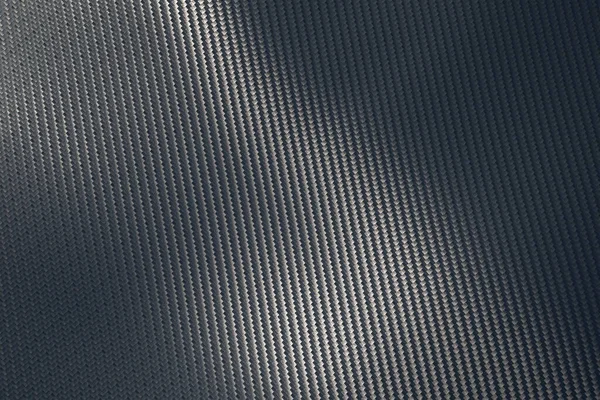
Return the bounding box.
[1,0,599,398]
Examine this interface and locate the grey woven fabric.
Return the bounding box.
[1,0,599,398]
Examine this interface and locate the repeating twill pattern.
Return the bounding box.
[1,0,599,398]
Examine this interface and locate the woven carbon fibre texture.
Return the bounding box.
[1,0,600,398]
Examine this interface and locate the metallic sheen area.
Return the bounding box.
[1,0,599,398]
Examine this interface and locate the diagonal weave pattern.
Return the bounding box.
[1,0,599,398]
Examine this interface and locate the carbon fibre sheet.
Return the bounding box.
[1,0,600,398]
